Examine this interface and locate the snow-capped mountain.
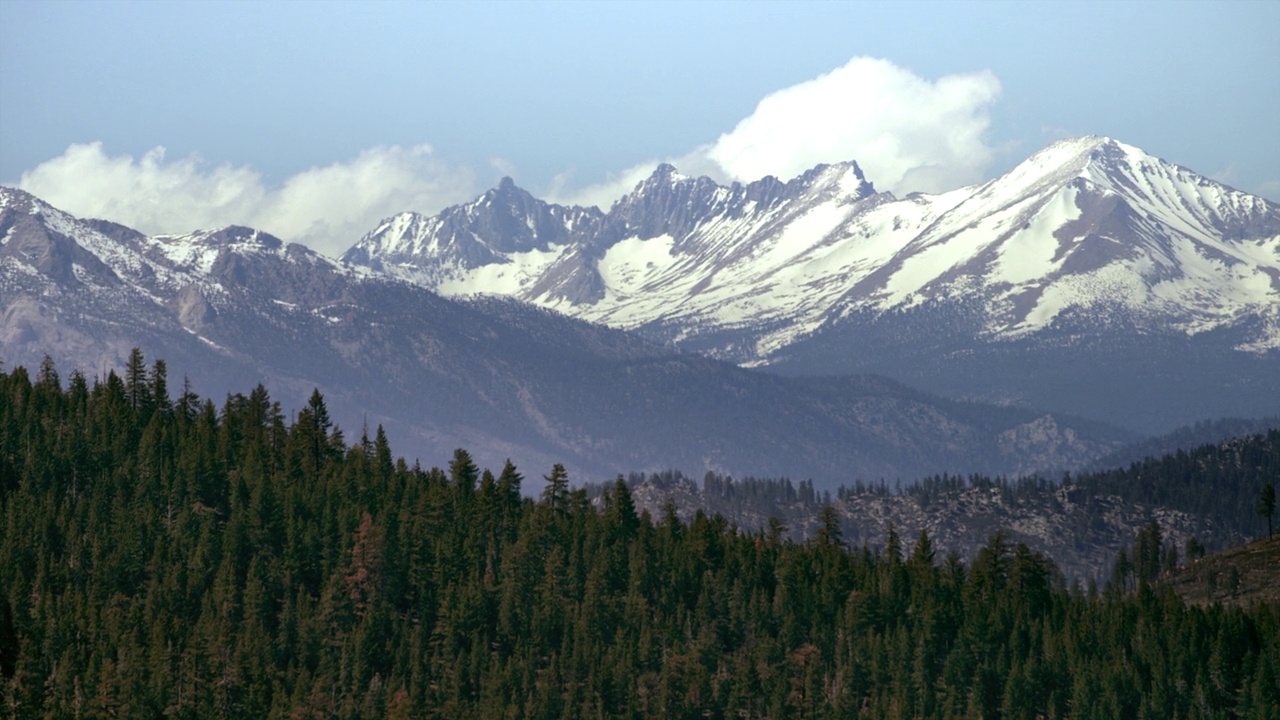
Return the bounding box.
[341,176,607,290]
[344,159,889,353]
[838,136,1280,342]
[343,137,1280,432]
[2,186,1127,486]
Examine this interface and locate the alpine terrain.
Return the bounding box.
[0,186,1129,488]
[345,137,1280,433]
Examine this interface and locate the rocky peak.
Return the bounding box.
[197,226,284,250]
[452,177,602,255]
[788,160,876,200]
[0,204,121,288]
[609,166,728,240]
[0,186,40,214]
[477,175,538,212]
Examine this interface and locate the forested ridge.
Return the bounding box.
[594,430,1280,583]
[1,354,1278,719]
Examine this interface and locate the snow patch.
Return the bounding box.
[437,245,567,296]
[597,235,675,296]
[992,184,1082,286]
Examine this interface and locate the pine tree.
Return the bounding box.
[541,463,569,510]
[449,448,479,499]
[1258,482,1275,538]
[125,346,151,413]
[814,504,842,547]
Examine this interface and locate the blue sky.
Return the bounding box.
[2,0,1277,254]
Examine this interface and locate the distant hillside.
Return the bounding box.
[1163,535,1280,607]
[592,430,1280,581]
[1085,416,1280,471]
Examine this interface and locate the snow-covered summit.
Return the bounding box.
[149,226,286,273]
[865,136,1280,340]
[0,185,40,213]
[341,137,1280,360]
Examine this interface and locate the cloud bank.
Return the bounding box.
[16,143,477,257]
[553,57,1001,208]
[14,58,1001,251]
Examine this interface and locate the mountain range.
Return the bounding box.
[345,137,1280,433]
[0,185,1128,488]
[2,136,1278,486]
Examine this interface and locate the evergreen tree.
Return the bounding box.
[1259,482,1276,538]
[541,463,569,510]
[125,346,152,413]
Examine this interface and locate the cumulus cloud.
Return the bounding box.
[710,58,1001,192]
[15,58,1002,249]
[17,142,477,256]
[550,57,1001,208]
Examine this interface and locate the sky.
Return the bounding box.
[2,0,1278,256]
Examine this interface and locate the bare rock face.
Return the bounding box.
[171,283,217,332]
[523,246,606,305]
[0,211,120,288]
[997,415,1097,475]
[1,295,56,346]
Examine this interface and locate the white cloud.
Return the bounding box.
[549,57,1002,208]
[17,142,477,256]
[16,58,1004,248]
[709,58,1000,193]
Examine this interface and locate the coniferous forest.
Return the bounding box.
[2,354,1278,719]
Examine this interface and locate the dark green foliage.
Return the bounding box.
[1260,483,1276,538]
[1070,430,1280,537]
[1,354,1277,719]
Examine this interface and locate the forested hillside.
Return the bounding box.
[596,429,1280,583]
[2,355,1277,719]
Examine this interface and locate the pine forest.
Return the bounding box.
[1,353,1278,719]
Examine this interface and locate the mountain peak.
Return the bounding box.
[197,226,284,250]
[790,159,876,198]
[481,175,537,207]
[0,186,48,215]
[1047,134,1113,151]
[957,136,1149,213]
[1019,136,1177,187]
[1018,135,1119,176]
[638,163,690,188]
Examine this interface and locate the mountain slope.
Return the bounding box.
[825,136,1280,340]
[1,187,1131,487]
[344,137,1280,431]
[1163,535,1280,607]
